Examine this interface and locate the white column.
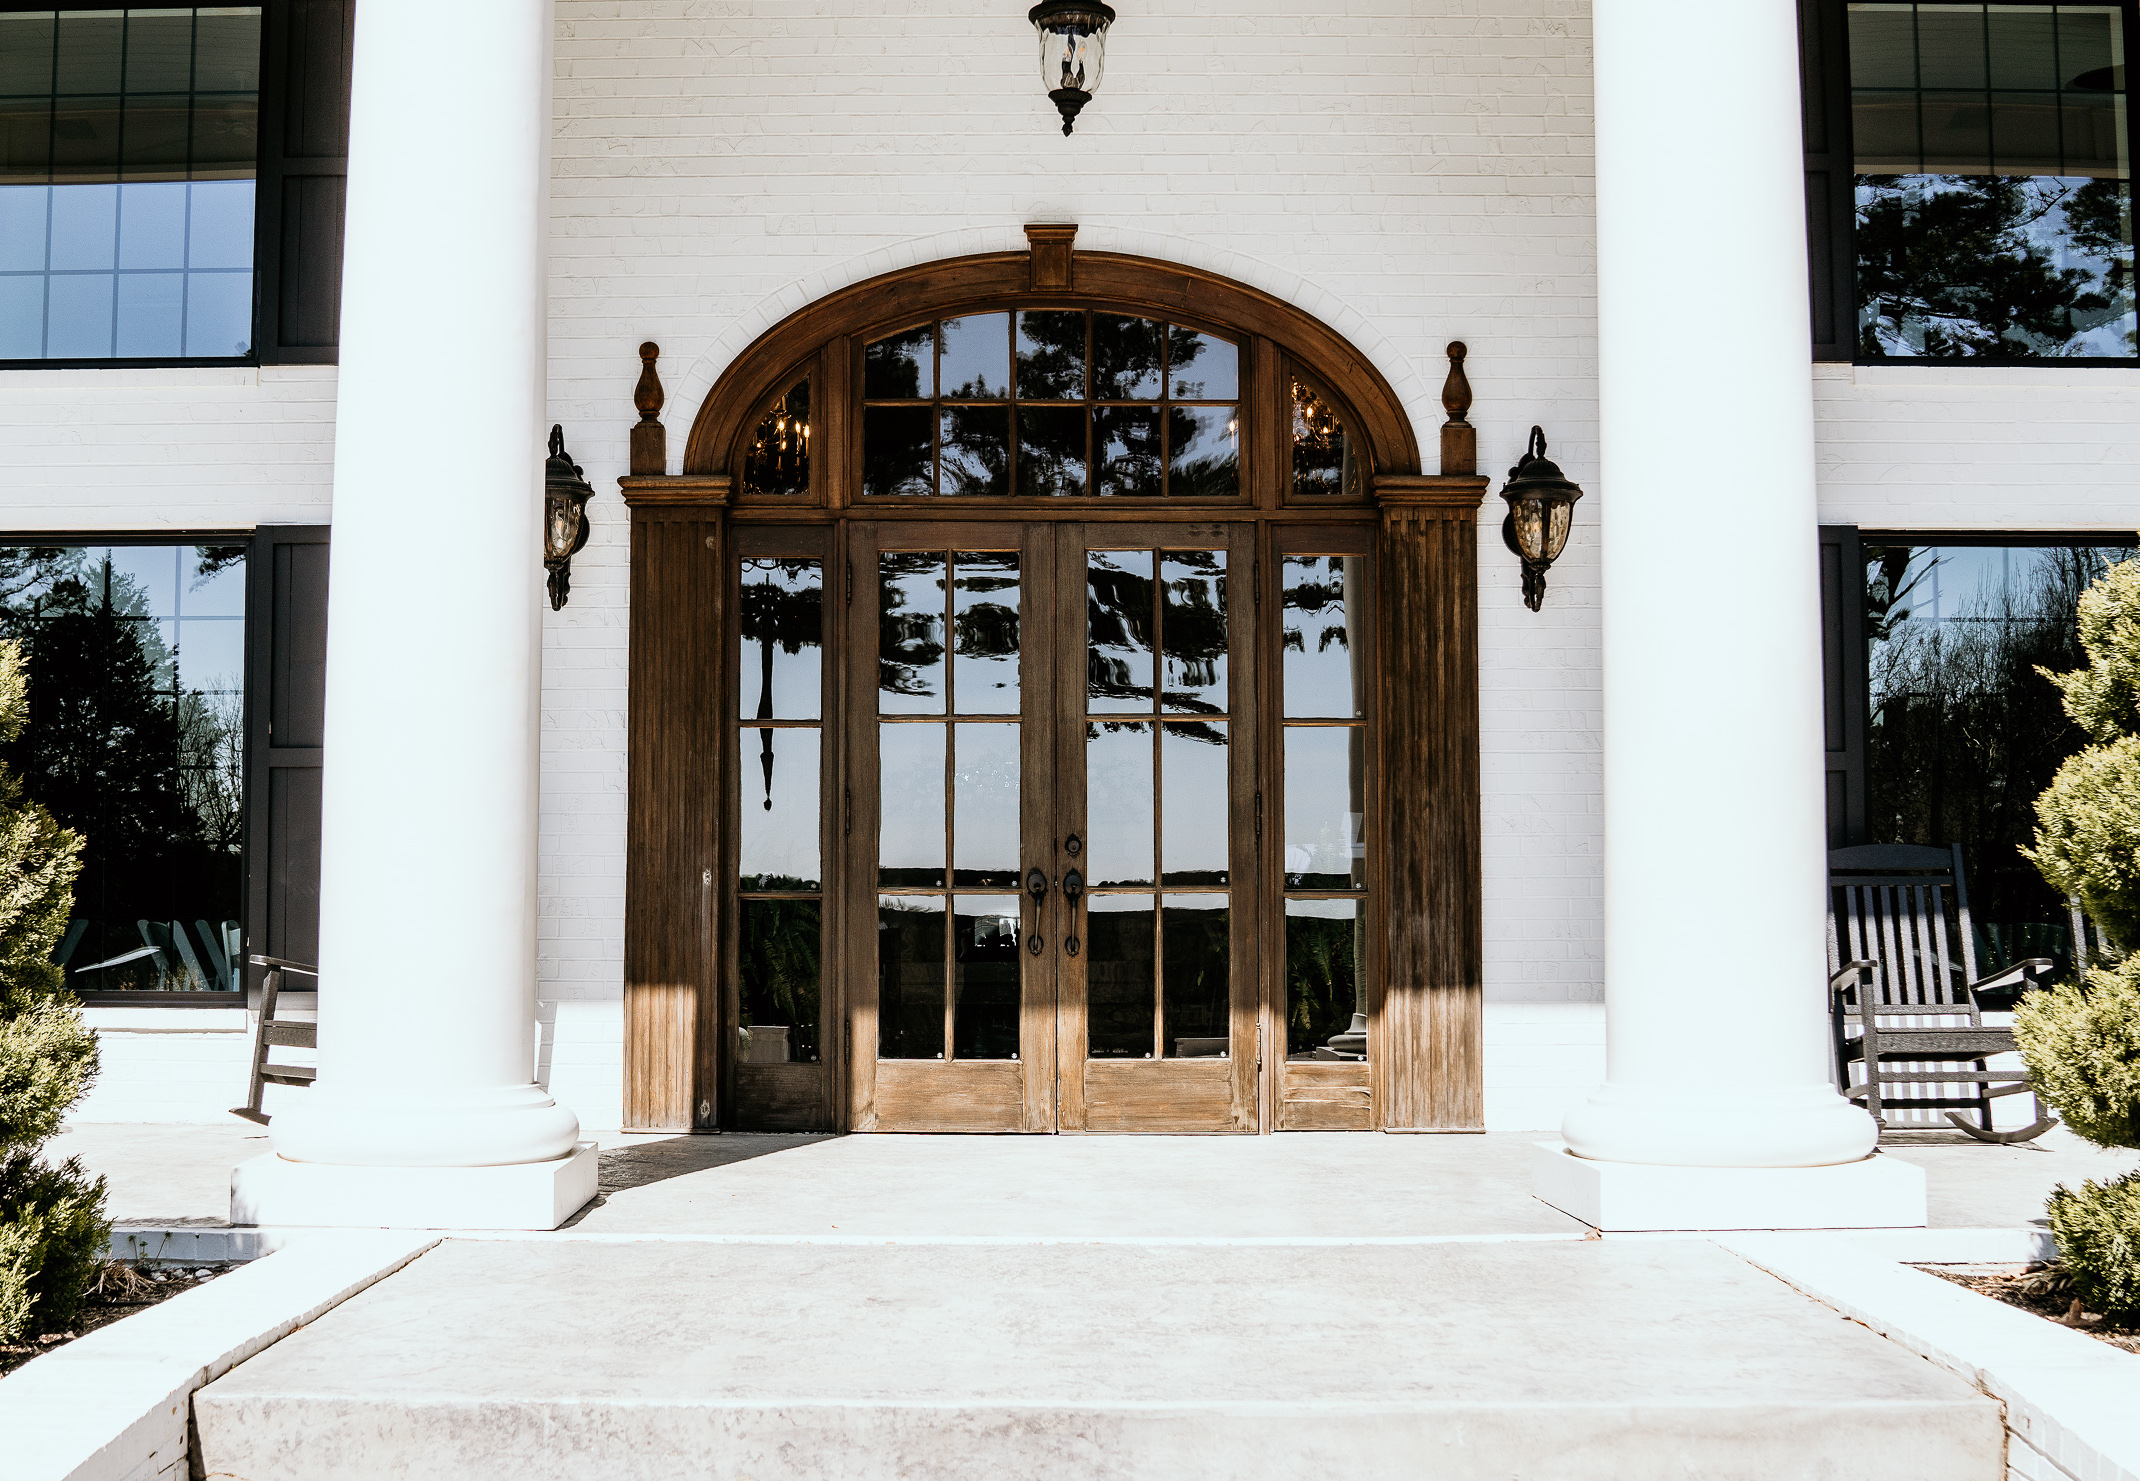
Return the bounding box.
[235,0,591,1229]
[1536,0,1920,1229]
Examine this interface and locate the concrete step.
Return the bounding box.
[192,1236,2001,1481]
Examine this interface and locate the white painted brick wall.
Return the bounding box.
[8,3,2135,1133]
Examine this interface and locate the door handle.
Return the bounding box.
[1026,867,1049,956]
[1062,868,1084,956]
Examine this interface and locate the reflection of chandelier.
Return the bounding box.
[1292,380,1343,451]
[749,413,810,475]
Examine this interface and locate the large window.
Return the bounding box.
[0,542,247,993]
[0,7,263,362]
[1808,1,2140,360]
[1863,539,2137,967]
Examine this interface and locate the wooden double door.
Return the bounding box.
[847,520,1260,1132]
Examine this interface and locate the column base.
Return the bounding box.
[231,1143,599,1232]
[1530,1141,1927,1232]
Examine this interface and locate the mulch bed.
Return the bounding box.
[0,1262,232,1377]
[1922,1263,2140,1356]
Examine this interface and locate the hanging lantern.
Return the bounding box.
[1028,1,1116,135]
[543,425,596,611]
[1498,426,1585,612]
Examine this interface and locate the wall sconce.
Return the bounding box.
[1028,1,1115,135]
[1499,426,1584,612]
[543,424,595,610]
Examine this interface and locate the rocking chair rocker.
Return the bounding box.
[1828,843,2060,1145]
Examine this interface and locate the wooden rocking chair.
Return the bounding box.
[1828,843,2060,1144]
[232,954,318,1125]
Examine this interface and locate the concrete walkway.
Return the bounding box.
[190,1236,2002,1481]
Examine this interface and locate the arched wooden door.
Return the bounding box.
[619,228,1487,1136]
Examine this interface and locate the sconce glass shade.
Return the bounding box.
[1499,425,1584,612]
[543,424,596,610]
[1029,0,1115,135]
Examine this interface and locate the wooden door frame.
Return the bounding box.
[618,228,1487,1133]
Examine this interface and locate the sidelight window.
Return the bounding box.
[737,556,825,1065]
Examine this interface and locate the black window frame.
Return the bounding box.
[1802,0,2140,366]
[0,0,350,372]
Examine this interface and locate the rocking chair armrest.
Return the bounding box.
[1969,956,2058,999]
[1830,960,1877,1000]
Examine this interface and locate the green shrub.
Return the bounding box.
[2025,735,2140,955]
[2013,957,2140,1149]
[0,1148,111,1342]
[2046,1172,2140,1319]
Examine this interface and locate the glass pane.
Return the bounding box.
[1167,328,1238,399]
[1282,555,1364,718]
[742,380,811,498]
[0,542,247,992]
[952,895,1021,1060]
[0,16,56,101]
[739,558,823,721]
[940,405,1008,496]
[879,723,946,888]
[1850,3,2136,359]
[1162,894,1229,1058]
[1865,542,2140,973]
[1092,313,1162,398]
[1087,549,1155,712]
[1167,405,1238,499]
[1285,898,1367,1060]
[184,545,247,617]
[50,184,115,268]
[740,899,821,1065]
[1017,309,1086,398]
[1284,726,1367,890]
[1161,722,1227,886]
[1159,550,1226,714]
[879,553,945,712]
[113,272,179,355]
[1085,721,1154,888]
[939,313,1009,399]
[118,182,184,267]
[863,405,933,497]
[1016,406,1087,497]
[1293,379,1362,498]
[952,722,1019,888]
[1085,893,1155,1058]
[947,551,1020,713]
[739,727,821,890]
[1094,406,1162,498]
[864,325,932,398]
[877,895,945,1060]
[182,267,248,357]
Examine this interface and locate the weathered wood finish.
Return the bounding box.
[1277,1061,1372,1131]
[623,241,1489,1135]
[622,501,726,1130]
[1376,473,1488,1131]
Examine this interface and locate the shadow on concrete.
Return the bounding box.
[560,1134,836,1228]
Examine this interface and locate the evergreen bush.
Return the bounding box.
[2019,556,2140,1322]
[0,637,106,1345]
[2046,1171,2140,1318]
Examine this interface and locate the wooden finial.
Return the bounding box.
[630,341,666,477]
[1025,223,1077,292]
[1439,340,1476,476]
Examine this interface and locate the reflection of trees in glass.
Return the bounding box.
[739,899,820,1062]
[1016,310,1086,398]
[1160,554,1226,714]
[0,547,243,991]
[1285,911,1358,1056]
[1867,544,2137,966]
[878,554,945,700]
[1856,175,2135,357]
[1161,903,1227,1053]
[941,406,1009,496]
[1087,558,1155,707]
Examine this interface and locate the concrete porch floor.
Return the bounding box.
[40,1122,2140,1480]
[47,1119,2140,1236]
